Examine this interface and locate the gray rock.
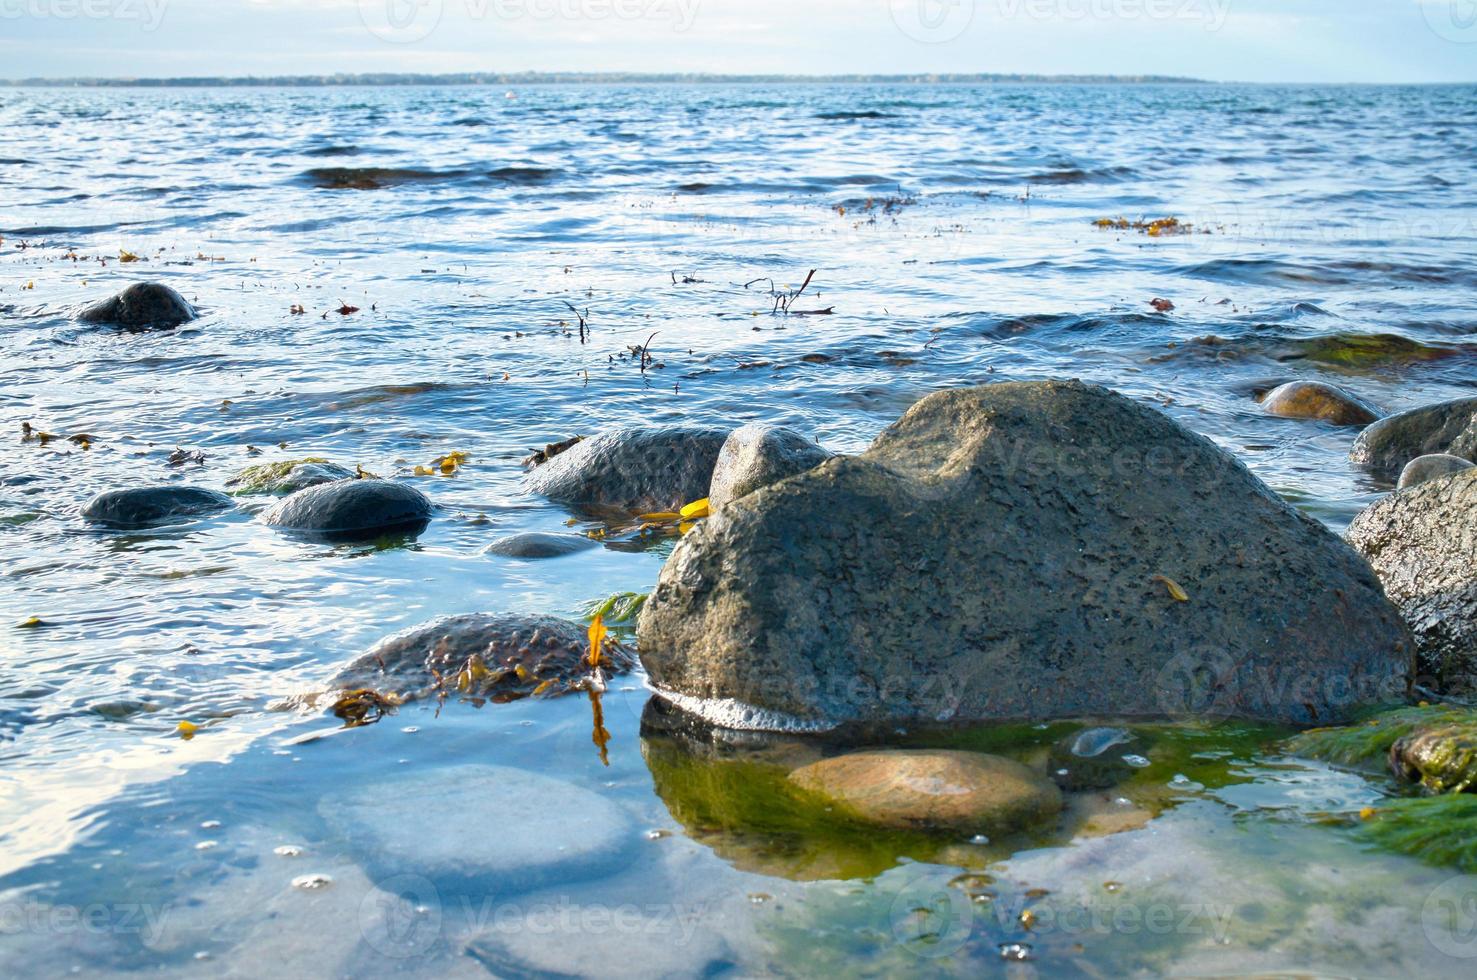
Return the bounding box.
[1259,381,1380,427]
[76,282,197,329]
[1351,396,1477,480]
[638,381,1410,728]
[1397,454,1475,490]
[483,531,598,559]
[226,459,354,495]
[523,426,728,513]
[327,612,634,701]
[320,764,634,897]
[708,424,834,511]
[1347,468,1477,693]
[80,486,232,528]
[261,479,431,540]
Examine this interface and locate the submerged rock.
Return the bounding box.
[320,765,634,896]
[260,479,431,540]
[1398,454,1475,490]
[1258,381,1380,427]
[1347,469,1477,692]
[639,381,1410,728]
[1350,396,1477,480]
[326,612,634,702]
[76,282,197,329]
[482,531,598,559]
[1046,727,1146,791]
[523,426,727,513]
[708,424,833,511]
[80,486,233,528]
[787,750,1062,834]
[226,459,354,495]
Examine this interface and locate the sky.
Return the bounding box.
[0,0,1473,83]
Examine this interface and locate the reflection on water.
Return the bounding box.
[3,81,1477,974]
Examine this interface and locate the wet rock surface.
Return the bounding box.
[1397,453,1475,490]
[523,426,728,513]
[639,381,1410,728]
[320,764,634,896]
[226,459,354,495]
[1351,396,1477,480]
[327,612,634,702]
[787,750,1063,834]
[1258,381,1380,426]
[80,486,233,528]
[708,423,834,511]
[1347,469,1477,693]
[260,479,431,540]
[483,531,598,559]
[1389,721,1477,794]
[76,282,197,329]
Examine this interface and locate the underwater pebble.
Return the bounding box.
[291,873,333,890]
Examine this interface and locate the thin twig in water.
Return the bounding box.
[639,331,659,372]
[563,301,588,344]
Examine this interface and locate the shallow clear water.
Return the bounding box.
[2,82,1476,975]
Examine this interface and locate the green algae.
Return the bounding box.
[1280,333,1453,370]
[583,591,648,624]
[226,458,331,494]
[1286,703,1476,770]
[1359,794,1477,872]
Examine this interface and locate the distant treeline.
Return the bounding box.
[0,71,1206,88]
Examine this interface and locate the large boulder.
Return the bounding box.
[708,424,833,511]
[1347,469,1477,693]
[261,479,431,540]
[1258,381,1380,427]
[80,486,232,528]
[76,282,197,329]
[523,427,727,513]
[788,750,1062,834]
[326,613,634,702]
[1351,396,1477,480]
[638,381,1410,728]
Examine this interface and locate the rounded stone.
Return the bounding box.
[483,531,598,559]
[1351,396,1477,480]
[1397,454,1475,491]
[76,282,197,330]
[326,612,634,702]
[1259,381,1380,427]
[787,750,1062,834]
[708,424,834,511]
[227,459,354,495]
[80,486,233,528]
[523,426,728,513]
[319,764,634,897]
[261,479,431,540]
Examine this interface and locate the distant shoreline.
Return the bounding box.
[0,71,1209,88]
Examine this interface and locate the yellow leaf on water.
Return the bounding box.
[533,679,557,696]
[680,498,710,520]
[17,617,42,628]
[413,465,431,476]
[1153,574,1190,602]
[1359,807,1377,821]
[23,281,34,290]
[587,613,608,670]
[638,511,681,522]
[119,249,141,262]
[176,720,199,739]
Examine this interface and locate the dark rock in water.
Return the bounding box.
[260,479,431,540]
[327,612,634,702]
[1259,381,1380,427]
[1347,469,1477,693]
[639,381,1410,728]
[76,282,197,329]
[787,750,1062,834]
[1389,720,1477,794]
[226,459,354,495]
[483,531,598,559]
[80,486,232,528]
[1046,727,1146,790]
[1398,454,1475,490]
[523,426,728,513]
[708,424,834,511]
[1351,396,1477,480]
[320,765,634,898]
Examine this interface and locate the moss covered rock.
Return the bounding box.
[226,458,354,495]
[1259,381,1380,426]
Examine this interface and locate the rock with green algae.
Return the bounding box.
[1287,703,1477,795]
[1390,722,1477,793]
[1358,794,1477,872]
[226,458,353,495]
